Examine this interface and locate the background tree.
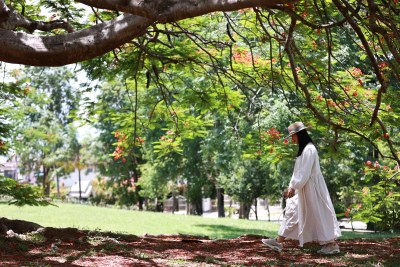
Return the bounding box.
[10,67,80,196]
[0,65,51,206]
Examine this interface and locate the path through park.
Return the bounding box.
[1,223,399,266]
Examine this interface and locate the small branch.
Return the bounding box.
[273,2,360,30]
[284,16,296,52]
[284,37,393,162]
[332,0,388,127]
[375,117,400,164]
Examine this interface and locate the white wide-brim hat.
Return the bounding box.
[284,122,310,139]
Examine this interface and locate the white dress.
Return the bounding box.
[278,143,341,247]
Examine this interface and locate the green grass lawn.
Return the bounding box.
[0,202,397,240]
[0,202,279,239]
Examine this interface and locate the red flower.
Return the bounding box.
[344,208,351,217]
[351,67,363,77]
[378,61,389,69]
[374,161,380,169]
[136,136,145,144]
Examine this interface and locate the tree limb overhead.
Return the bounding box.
[76,0,294,22]
[0,0,294,66]
[0,14,152,66]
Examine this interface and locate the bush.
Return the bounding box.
[0,176,51,206]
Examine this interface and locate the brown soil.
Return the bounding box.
[0,218,399,266]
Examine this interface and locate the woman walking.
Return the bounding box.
[262,122,341,255]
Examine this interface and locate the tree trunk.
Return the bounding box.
[265,198,270,221]
[172,193,178,214]
[131,156,144,210]
[42,165,50,197]
[56,174,60,198]
[254,198,258,220]
[155,198,163,212]
[0,217,42,235]
[78,167,82,201]
[217,188,225,218]
[189,196,203,216]
[137,183,144,211]
[239,202,251,219]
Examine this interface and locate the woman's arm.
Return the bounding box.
[289,145,316,190]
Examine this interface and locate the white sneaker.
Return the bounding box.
[317,243,340,255]
[261,238,283,252]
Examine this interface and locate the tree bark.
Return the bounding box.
[78,168,82,201]
[239,202,251,219]
[0,217,42,235]
[77,0,293,23]
[0,14,152,66]
[56,174,60,198]
[217,188,225,218]
[254,198,258,220]
[190,196,203,215]
[265,198,270,221]
[0,0,292,66]
[42,165,50,197]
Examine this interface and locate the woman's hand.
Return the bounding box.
[287,187,295,198]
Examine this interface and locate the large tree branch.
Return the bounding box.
[76,0,294,22]
[0,0,74,33]
[0,14,152,66]
[0,0,10,24]
[0,0,294,66]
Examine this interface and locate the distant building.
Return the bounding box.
[1,155,98,199]
[63,167,98,200]
[68,179,93,199]
[0,155,20,180]
[62,167,98,188]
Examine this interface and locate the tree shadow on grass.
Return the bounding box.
[2,227,400,266]
[193,224,276,239]
[341,230,400,240]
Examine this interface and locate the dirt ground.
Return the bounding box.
[0,218,399,266]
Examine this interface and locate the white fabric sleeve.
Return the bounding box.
[289,145,315,190]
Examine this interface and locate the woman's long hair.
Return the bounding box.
[296,129,313,157]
